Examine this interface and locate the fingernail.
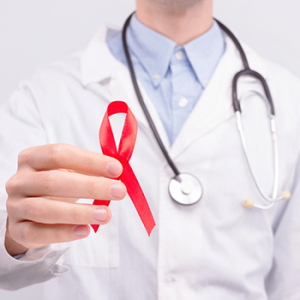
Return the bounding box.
[74,225,88,237]
[93,208,108,222]
[110,182,125,199]
[106,162,122,177]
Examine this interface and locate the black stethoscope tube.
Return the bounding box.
[122,13,180,177]
[215,19,275,115]
[121,13,276,182]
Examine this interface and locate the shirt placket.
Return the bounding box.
[170,48,202,144]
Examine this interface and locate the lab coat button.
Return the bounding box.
[165,275,176,284]
[178,97,188,108]
[175,50,185,60]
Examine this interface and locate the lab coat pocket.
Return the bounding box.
[60,200,119,268]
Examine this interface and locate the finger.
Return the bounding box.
[12,170,127,200]
[18,144,122,178]
[44,196,80,203]
[9,222,92,248]
[12,197,112,225]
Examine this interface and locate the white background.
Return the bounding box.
[0,0,299,299]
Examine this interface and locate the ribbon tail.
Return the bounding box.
[122,165,156,236]
[91,200,111,232]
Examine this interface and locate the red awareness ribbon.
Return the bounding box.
[91,101,156,236]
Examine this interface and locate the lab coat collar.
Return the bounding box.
[80,24,170,146]
[80,24,269,156]
[170,32,269,158]
[81,24,268,86]
[80,25,123,85]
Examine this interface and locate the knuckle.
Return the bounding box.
[42,171,59,192]
[20,223,35,243]
[54,232,63,242]
[6,199,18,217]
[53,229,64,242]
[85,155,96,173]
[86,178,98,198]
[23,200,43,220]
[8,223,19,242]
[70,207,83,224]
[52,226,65,242]
[5,175,22,196]
[48,144,66,166]
[17,148,32,167]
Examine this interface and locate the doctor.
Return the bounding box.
[1,0,300,299]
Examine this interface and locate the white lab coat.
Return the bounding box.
[0,24,300,300]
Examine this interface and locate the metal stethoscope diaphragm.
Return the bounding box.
[169,173,203,205]
[121,13,291,209]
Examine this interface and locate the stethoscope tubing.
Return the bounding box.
[122,12,287,208]
[122,13,180,178]
[236,111,282,203]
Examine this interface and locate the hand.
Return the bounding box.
[5,144,126,256]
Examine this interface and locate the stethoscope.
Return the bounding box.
[122,13,291,209]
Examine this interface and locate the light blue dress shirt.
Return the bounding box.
[108,14,225,145]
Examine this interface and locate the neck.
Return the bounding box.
[135,0,213,46]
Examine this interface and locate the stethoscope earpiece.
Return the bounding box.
[281,191,291,200]
[244,191,291,209]
[244,199,254,208]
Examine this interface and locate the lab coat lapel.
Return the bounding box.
[170,35,267,159]
[81,25,170,150]
[108,65,171,150]
[81,26,267,157]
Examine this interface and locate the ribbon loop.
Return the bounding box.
[92,101,156,236]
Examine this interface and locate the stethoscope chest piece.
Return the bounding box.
[169,173,203,205]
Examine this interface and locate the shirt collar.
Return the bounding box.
[184,21,225,87]
[127,14,176,87]
[127,15,225,88]
[80,23,268,87]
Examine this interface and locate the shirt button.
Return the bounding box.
[175,50,185,60]
[152,73,161,81]
[203,79,209,86]
[178,97,188,108]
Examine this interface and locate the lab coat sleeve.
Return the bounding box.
[0,83,69,290]
[266,155,300,300]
